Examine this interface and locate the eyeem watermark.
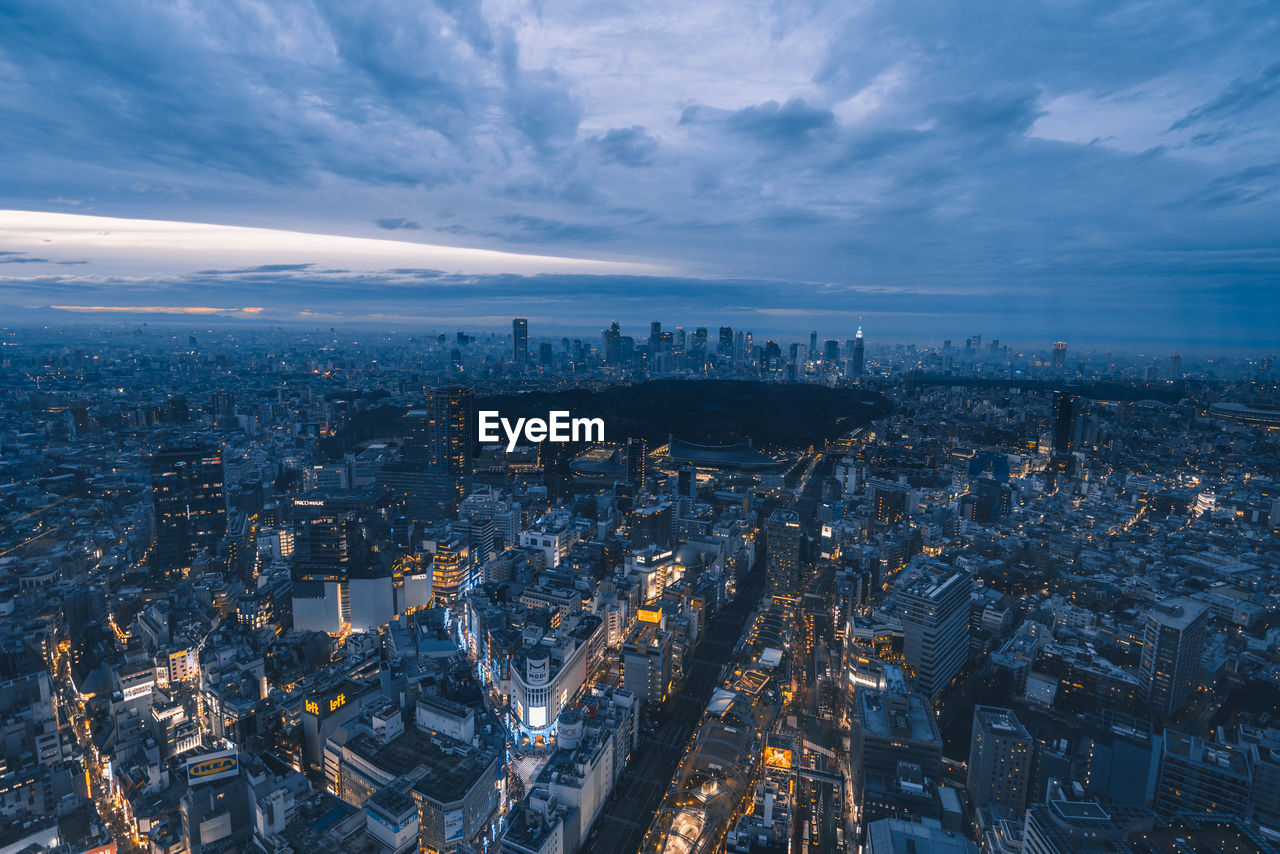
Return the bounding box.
[478,410,604,452]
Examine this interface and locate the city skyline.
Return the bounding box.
[0,321,1277,854]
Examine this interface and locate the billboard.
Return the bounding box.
[444,808,464,843]
[186,749,239,786]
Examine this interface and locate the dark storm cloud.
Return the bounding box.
[930,90,1045,141]
[681,98,835,144]
[593,127,659,167]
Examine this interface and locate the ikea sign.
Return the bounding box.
[186,750,239,785]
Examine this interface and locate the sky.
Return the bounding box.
[1,0,1278,348]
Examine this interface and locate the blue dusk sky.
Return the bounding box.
[1,0,1278,348]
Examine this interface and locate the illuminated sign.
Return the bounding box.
[638,607,663,624]
[305,693,347,716]
[821,525,833,539]
[186,750,239,785]
[765,746,792,769]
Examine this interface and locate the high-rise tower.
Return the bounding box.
[627,436,648,492]
[1139,598,1209,719]
[968,706,1032,814]
[395,385,475,519]
[1052,391,1077,456]
[151,444,225,572]
[512,317,528,367]
[766,509,801,594]
[603,321,623,365]
[896,564,973,698]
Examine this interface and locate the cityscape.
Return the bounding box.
[3,0,1280,852]
[0,319,1277,854]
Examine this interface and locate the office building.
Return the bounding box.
[765,509,801,594]
[622,623,672,707]
[866,817,977,854]
[690,327,708,364]
[603,321,622,365]
[514,317,528,367]
[627,436,648,491]
[424,534,473,604]
[151,444,226,571]
[852,325,865,376]
[1074,711,1158,806]
[895,565,973,699]
[1051,391,1076,456]
[1138,597,1209,719]
[395,385,475,519]
[850,666,943,823]
[967,706,1032,814]
[868,477,909,527]
[1155,729,1251,817]
[1022,800,1152,854]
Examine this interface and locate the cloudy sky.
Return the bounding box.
[1,0,1278,348]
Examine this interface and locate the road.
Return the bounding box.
[582,441,846,854]
[581,560,766,854]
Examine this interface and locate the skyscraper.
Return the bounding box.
[1051,391,1076,456]
[627,436,648,491]
[852,325,865,376]
[512,317,528,367]
[718,326,734,362]
[765,509,801,593]
[1052,341,1067,368]
[967,706,1032,815]
[895,564,973,699]
[603,321,622,365]
[393,385,475,520]
[427,386,474,480]
[690,327,708,366]
[1138,597,1209,719]
[649,321,662,352]
[151,444,225,572]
